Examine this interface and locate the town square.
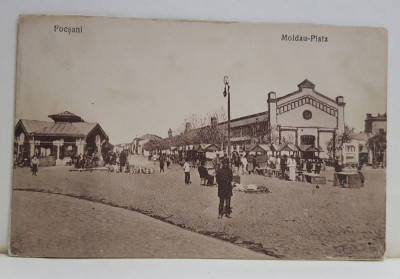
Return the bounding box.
[9,16,387,259]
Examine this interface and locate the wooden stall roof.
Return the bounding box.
[281,143,300,152]
[251,144,272,153]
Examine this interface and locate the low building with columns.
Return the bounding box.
[14,111,109,166]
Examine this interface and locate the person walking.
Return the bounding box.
[287,155,297,181]
[216,159,233,218]
[31,155,39,176]
[183,158,191,184]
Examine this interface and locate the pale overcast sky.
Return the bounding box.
[15,16,387,144]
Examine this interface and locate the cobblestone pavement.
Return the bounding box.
[10,191,269,258]
[10,155,386,259]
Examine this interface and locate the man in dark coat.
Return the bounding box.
[216,159,233,218]
[119,150,127,173]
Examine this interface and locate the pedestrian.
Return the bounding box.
[183,158,191,184]
[240,154,248,175]
[287,155,297,181]
[119,150,127,173]
[166,155,171,169]
[252,155,257,174]
[320,159,326,177]
[159,155,165,172]
[216,159,233,218]
[213,153,221,172]
[280,155,287,179]
[31,155,39,176]
[357,166,365,186]
[315,159,322,175]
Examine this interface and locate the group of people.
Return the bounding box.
[158,154,172,172]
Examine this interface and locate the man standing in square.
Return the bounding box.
[216,159,233,218]
[183,158,191,184]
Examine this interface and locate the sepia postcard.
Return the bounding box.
[9,15,387,260]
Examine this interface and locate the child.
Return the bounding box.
[31,155,39,176]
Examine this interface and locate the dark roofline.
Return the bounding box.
[30,132,87,138]
[219,111,268,125]
[275,79,337,104]
[139,134,163,140]
[48,111,85,122]
[276,89,336,104]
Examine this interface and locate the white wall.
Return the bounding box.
[278,104,337,129]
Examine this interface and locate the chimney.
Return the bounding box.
[335,96,345,134]
[185,122,191,132]
[168,128,173,138]
[268,92,277,127]
[211,116,218,128]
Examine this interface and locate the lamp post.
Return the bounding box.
[223,76,231,163]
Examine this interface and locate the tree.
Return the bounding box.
[366,129,386,165]
[326,124,355,159]
[173,106,228,147]
[143,139,168,153]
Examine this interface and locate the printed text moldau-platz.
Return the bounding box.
[281,34,328,42]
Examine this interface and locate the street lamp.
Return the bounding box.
[223,76,231,163]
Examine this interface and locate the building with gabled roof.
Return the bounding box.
[156,79,346,160]
[14,111,109,166]
[268,79,345,158]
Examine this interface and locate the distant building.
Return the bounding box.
[113,143,132,153]
[365,113,387,134]
[132,134,163,155]
[14,111,109,166]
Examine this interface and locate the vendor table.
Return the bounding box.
[333,172,363,188]
[302,172,326,184]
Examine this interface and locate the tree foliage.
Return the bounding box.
[171,107,228,146]
[366,129,386,163]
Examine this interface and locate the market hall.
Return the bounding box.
[14,111,109,166]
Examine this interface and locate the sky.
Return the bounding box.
[15,16,387,144]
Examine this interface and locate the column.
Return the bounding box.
[29,139,35,158]
[53,139,64,165]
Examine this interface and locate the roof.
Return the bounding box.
[230,136,252,142]
[298,79,315,89]
[252,144,272,152]
[281,143,300,152]
[219,111,268,128]
[32,122,99,137]
[48,111,84,122]
[299,144,320,152]
[18,119,53,135]
[16,116,107,139]
[139,134,163,141]
[276,79,336,104]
